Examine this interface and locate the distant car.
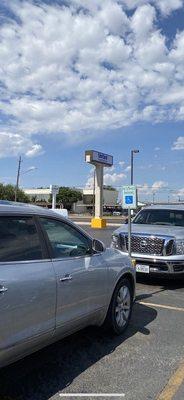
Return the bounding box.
[113,211,122,216]
[112,204,184,276]
[0,202,135,368]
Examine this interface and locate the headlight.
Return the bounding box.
[175,240,184,255]
[111,235,120,249]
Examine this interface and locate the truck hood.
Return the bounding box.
[114,223,184,239]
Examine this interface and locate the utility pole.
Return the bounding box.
[15,156,22,202]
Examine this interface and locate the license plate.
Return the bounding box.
[136,264,150,273]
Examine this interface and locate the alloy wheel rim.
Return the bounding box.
[115,285,131,327]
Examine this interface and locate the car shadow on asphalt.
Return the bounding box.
[0,303,157,400]
[136,275,184,301]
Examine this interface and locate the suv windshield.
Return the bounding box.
[133,209,184,227]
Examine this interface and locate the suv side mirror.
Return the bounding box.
[92,239,105,253]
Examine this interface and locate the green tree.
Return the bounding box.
[50,187,82,210]
[0,183,29,203]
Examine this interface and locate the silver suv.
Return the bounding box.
[112,205,184,276]
[0,202,135,368]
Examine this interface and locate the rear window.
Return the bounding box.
[0,216,43,262]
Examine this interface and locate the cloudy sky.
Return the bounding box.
[0,0,184,201]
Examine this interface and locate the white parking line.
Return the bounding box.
[137,301,184,312]
[59,394,125,398]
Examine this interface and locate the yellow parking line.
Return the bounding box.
[137,301,184,312]
[156,361,184,400]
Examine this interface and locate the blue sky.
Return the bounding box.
[0,0,184,202]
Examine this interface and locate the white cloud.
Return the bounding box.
[152,180,168,190]
[0,132,43,158]
[104,172,127,185]
[104,165,115,173]
[137,183,149,194]
[176,187,184,197]
[155,0,183,15]
[121,0,183,15]
[25,144,44,158]
[85,168,126,187]
[131,4,156,40]
[125,165,131,172]
[119,161,125,167]
[85,176,94,188]
[172,136,184,150]
[138,180,168,194]
[0,0,184,156]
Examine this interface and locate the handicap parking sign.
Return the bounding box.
[122,186,137,209]
[125,195,133,205]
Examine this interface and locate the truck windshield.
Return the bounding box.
[133,209,184,227]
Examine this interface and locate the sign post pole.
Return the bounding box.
[52,193,56,209]
[128,207,132,257]
[50,185,59,210]
[95,164,103,219]
[122,185,137,258]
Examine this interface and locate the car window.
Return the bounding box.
[40,218,92,258]
[0,216,43,262]
[133,209,184,226]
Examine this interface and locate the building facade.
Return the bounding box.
[24,187,119,213]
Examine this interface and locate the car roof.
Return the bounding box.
[143,204,184,211]
[0,201,66,219]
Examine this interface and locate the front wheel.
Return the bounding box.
[104,278,133,335]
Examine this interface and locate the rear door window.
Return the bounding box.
[0,216,44,262]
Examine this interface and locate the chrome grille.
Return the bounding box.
[122,234,165,255]
[165,239,174,256]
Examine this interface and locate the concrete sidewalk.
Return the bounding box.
[70,215,124,227]
[73,220,122,227]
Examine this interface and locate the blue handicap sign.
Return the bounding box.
[125,195,133,205]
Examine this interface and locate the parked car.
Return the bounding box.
[113,211,122,216]
[112,204,184,276]
[0,202,135,368]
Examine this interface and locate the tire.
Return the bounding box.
[103,278,133,335]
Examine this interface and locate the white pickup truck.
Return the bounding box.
[111,205,184,276]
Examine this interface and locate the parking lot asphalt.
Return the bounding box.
[0,225,184,400]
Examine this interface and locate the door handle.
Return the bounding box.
[0,286,8,293]
[60,274,72,282]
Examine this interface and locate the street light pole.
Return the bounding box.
[131,151,133,186]
[128,149,139,257]
[131,149,139,185]
[15,156,22,202]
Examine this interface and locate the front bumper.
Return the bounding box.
[133,257,184,274]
